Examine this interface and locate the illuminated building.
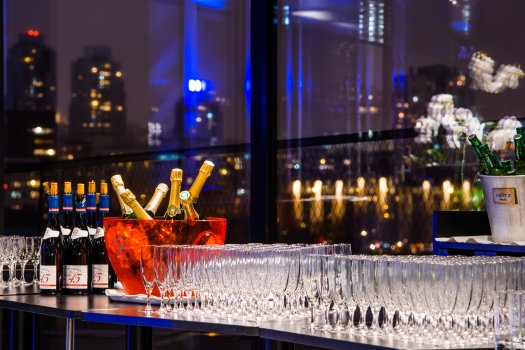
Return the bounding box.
[6,29,56,111]
[6,30,57,160]
[69,46,126,134]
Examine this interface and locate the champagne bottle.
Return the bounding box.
[139,194,147,207]
[120,189,153,220]
[514,134,525,174]
[468,134,484,159]
[480,144,503,171]
[42,181,50,202]
[110,175,134,218]
[86,181,98,239]
[64,183,91,295]
[189,161,215,203]
[164,168,184,220]
[40,182,62,295]
[501,160,516,175]
[60,181,74,247]
[144,183,169,218]
[90,181,115,293]
[180,190,199,220]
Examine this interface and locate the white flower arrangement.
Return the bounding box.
[469,52,524,94]
[485,116,522,151]
[414,94,484,149]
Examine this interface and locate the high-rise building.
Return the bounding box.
[69,46,126,134]
[6,29,57,161]
[6,29,56,111]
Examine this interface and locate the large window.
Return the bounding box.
[4,0,525,251]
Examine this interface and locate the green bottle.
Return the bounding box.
[501,160,516,175]
[480,144,502,169]
[514,134,525,175]
[468,134,485,159]
[480,157,505,176]
[517,127,525,138]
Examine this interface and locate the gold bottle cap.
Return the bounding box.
[120,189,135,205]
[77,183,85,195]
[64,181,72,194]
[50,182,58,195]
[111,174,124,189]
[100,182,108,195]
[88,180,96,194]
[200,161,215,176]
[43,181,50,193]
[170,168,183,181]
[156,183,169,195]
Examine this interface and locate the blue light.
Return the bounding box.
[192,0,225,9]
[293,163,300,170]
[188,79,207,93]
[452,20,470,33]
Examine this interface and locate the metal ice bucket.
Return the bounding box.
[479,173,525,243]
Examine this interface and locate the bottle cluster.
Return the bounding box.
[469,127,525,175]
[111,160,215,221]
[40,181,115,295]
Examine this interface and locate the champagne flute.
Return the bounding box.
[140,245,156,314]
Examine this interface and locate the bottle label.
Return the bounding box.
[492,188,518,205]
[94,227,105,239]
[40,265,57,289]
[43,228,60,240]
[64,265,88,289]
[92,264,109,288]
[87,227,97,236]
[71,228,88,239]
[60,226,71,236]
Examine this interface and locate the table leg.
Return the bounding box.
[65,317,75,350]
[126,325,152,350]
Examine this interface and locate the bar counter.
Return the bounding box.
[0,293,492,350]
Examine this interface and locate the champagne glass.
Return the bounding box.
[154,245,170,314]
[140,245,156,314]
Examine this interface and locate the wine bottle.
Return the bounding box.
[180,190,200,220]
[110,175,135,218]
[144,183,169,218]
[40,182,62,295]
[120,189,153,220]
[90,181,115,293]
[86,180,98,239]
[164,168,184,220]
[189,161,215,203]
[515,134,525,174]
[64,183,91,295]
[60,181,74,247]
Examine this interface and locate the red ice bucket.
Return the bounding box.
[103,217,226,295]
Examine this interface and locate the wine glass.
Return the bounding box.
[20,237,33,285]
[31,237,42,285]
[140,245,156,314]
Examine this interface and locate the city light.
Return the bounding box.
[292,180,301,199]
[335,180,344,198]
[379,177,388,194]
[361,230,368,237]
[313,180,322,200]
[23,57,32,63]
[26,29,40,37]
[422,180,431,191]
[115,71,122,78]
[188,79,207,92]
